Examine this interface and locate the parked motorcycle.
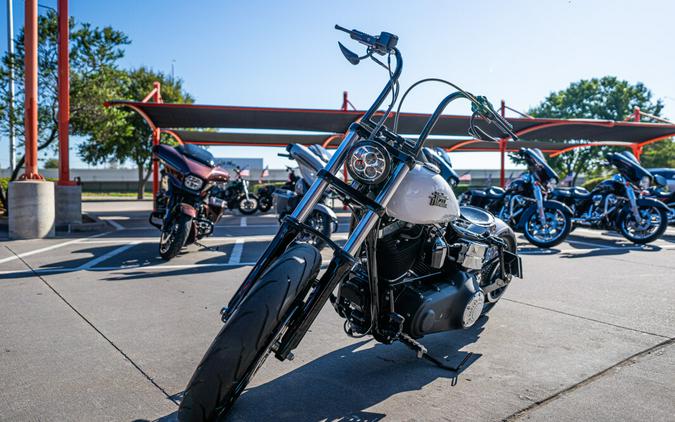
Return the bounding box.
[460,148,572,248]
[551,151,669,244]
[272,144,339,248]
[177,26,523,421]
[256,166,299,213]
[646,174,675,224]
[212,164,259,215]
[151,144,230,260]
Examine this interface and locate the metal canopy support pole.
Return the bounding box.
[499,100,506,188]
[57,0,73,185]
[6,0,16,172]
[20,0,41,180]
[152,82,162,205]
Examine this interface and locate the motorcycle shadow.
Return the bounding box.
[223,317,487,421]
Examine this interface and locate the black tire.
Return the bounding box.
[257,195,272,212]
[618,206,668,244]
[178,244,321,421]
[159,214,191,260]
[237,195,259,215]
[522,203,571,248]
[480,226,517,315]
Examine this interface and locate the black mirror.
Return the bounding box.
[338,42,360,65]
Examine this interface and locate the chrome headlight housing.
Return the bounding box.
[184,174,204,191]
[346,140,391,185]
[639,175,651,189]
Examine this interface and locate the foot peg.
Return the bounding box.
[399,334,473,372]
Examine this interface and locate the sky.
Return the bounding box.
[1,0,675,170]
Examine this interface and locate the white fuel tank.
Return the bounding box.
[386,164,460,224]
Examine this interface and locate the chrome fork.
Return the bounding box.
[533,183,546,225]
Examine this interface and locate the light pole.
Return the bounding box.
[6,0,16,172]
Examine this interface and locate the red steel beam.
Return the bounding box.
[20,0,42,180]
[57,0,75,185]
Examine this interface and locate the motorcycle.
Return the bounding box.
[151,144,230,260]
[178,26,523,421]
[460,148,572,248]
[551,151,669,244]
[272,144,339,248]
[257,166,301,213]
[646,174,675,224]
[212,164,259,215]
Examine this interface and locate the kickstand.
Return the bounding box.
[399,334,473,373]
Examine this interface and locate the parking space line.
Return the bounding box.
[77,242,140,270]
[240,217,247,227]
[0,232,107,265]
[228,239,245,264]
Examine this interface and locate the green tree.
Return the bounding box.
[527,76,665,184]
[640,139,675,169]
[43,157,59,169]
[77,67,194,199]
[0,10,130,181]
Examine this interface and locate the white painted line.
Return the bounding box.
[0,261,259,276]
[240,217,247,227]
[228,239,245,265]
[77,242,140,270]
[0,232,107,265]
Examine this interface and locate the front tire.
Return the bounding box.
[237,195,259,215]
[298,210,332,249]
[178,244,321,421]
[523,203,571,248]
[619,206,668,244]
[159,214,191,260]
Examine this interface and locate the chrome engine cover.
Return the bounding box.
[387,164,460,224]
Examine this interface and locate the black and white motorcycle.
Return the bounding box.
[178,26,523,421]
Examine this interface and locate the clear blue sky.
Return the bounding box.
[2,0,674,170]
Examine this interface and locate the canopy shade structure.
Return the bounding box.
[107,100,675,147]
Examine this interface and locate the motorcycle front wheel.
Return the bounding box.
[522,204,571,248]
[159,214,191,260]
[298,210,332,249]
[237,195,259,215]
[618,206,668,244]
[257,195,273,212]
[178,244,321,421]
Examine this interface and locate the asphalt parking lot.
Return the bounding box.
[1,199,674,421]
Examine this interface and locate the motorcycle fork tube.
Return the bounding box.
[625,185,641,220]
[227,130,359,311]
[533,183,546,224]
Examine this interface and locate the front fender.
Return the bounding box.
[637,197,670,211]
[179,203,197,218]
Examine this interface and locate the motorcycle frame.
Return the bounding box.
[223,48,480,360]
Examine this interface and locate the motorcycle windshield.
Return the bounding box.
[607,152,652,185]
[176,144,216,168]
[522,148,558,183]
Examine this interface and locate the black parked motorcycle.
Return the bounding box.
[272,144,339,248]
[551,151,669,244]
[646,173,675,225]
[151,144,230,260]
[212,164,259,215]
[460,148,572,248]
[256,166,299,213]
[177,26,522,421]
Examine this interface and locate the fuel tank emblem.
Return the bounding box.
[429,191,449,208]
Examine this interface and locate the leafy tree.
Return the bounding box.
[0,10,130,181]
[77,67,194,199]
[43,157,59,168]
[640,139,675,169]
[526,76,665,185]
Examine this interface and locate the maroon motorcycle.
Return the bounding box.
[151,144,230,260]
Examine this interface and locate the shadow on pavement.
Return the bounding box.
[152,317,487,422]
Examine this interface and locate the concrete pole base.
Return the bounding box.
[55,184,82,226]
[8,181,56,239]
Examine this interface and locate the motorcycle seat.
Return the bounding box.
[485,186,505,200]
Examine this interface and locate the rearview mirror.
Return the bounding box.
[338,42,360,65]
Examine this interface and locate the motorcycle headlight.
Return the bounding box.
[346,140,391,185]
[547,178,557,189]
[184,174,203,191]
[639,175,651,189]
